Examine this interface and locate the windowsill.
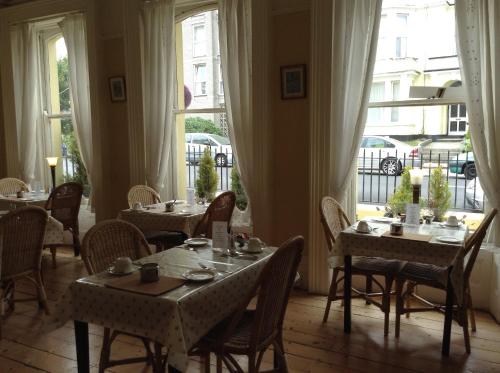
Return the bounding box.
[194,94,208,97]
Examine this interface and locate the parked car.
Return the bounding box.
[185,133,233,167]
[358,136,421,176]
[465,178,484,210]
[448,151,476,180]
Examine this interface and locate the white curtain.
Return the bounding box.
[218,0,255,225]
[455,0,500,321]
[11,23,44,185]
[59,14,94,203]
[140,0,177,198]
[328,0,382,202]
[308,0,381,293]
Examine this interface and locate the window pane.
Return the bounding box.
[459,104,466,117]
[450,121,457,132]
[450,104,458,117]
[459,121,467,132]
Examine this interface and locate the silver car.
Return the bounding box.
[465,179,484,210]
[358,136,421,176]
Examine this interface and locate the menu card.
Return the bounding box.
[186,188,195,205]
[405,203,420,225]
[212,221,228,249]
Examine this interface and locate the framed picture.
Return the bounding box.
[281,64,306,99]
[109,76,126,102]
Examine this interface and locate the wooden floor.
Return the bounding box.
[1,249,500,373]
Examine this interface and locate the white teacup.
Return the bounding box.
[132,202,142,211]
[446,215,459,227]
[113,257,133,273]
[356,220,370,233]
[247,237,264,252]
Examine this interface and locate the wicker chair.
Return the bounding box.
[320,196,405,336]
[0,177,29,195]
[192,236,304,373]
[127,185,187,252]
[45,182,83,260]
[193,191,236,238]
[0,206,49,339]
[81,219,158,372]
[395,208,497,353]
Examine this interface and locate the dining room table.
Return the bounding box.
[333,217,469,356]
[44,241,276,373]
[0,191,50,210]
[117,202,206,237]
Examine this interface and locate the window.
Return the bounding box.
[448,103,467,134]
[391,81,400,122]
[364,137,387,148]
[194,63,207,95]
[367,82,385,123]
[218,63,224,95]
[193,24,206,57]
[395,14,408,58]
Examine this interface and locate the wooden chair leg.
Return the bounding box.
[72,227,81,257]
[34,272,50,315]
[323,268,340,323]
[461,306,471,353]
[201,352,211,373]
[216,354,223,373]
[274,335,289,372]
[405,282,414,319]
[98,328,111,373]
[365,276,373,305]
[248,352,257,373]
[395,278,404,338]
[467,285,477,332]
[153,342,164,373]
[383,276,393,336]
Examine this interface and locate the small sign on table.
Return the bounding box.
[405,203,420,225]
[212,221,228,249]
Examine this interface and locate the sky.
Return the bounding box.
[55,37,67,60]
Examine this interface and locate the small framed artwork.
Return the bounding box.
[281,64,306,99]
[109,76,126,102]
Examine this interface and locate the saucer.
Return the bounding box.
[107,264,139,276]
[239,246,263,254]
[183,269,216,282]
[354,226,372,234]
[185,238,209,247]
[436,236,461,244]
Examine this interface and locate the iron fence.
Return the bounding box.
[185,145,234,191]
[358,149,483,212]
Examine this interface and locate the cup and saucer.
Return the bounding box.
[240,237,264,253]
[354,220,373,234]
[108,257,139,276]
[440,215,461,228]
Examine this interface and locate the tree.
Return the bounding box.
[428,166,451,221]
[185,117,223,135]
[231,167,248,210]
[57,56,70,113]
[63,132,90,196]
[196,148,218,202]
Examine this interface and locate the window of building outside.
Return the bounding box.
[41,33,89,195]
[176,9,244,209]
[360,0,482,230]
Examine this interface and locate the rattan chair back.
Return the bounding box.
[462,208,497,282]
[127,185,161,208]
[193,191,236,238]
[0,177,29,195]
[0,206,48,280]
[81,219,152,274]
[320,196,351,252]
[45,182,83,230]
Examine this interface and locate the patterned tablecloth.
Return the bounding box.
[0,192,49,210]
[333,220,469,305]
[0,210,63,246]
[118,203,206,237]
[45,244,275,371]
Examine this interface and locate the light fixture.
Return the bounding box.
[46,157,58,191]
[409,168,424,204]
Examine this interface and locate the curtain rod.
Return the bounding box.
[8,9,83,27]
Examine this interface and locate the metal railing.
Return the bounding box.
[358,149,483,212]
[185,145,234,191]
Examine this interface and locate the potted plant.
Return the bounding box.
[196,148,218,203]
[386,166,413,217]
[231,167,248,210]
[428,166,451,221]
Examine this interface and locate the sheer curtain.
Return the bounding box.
[140,0,177,198]
[218,0,254,225]
[11,23,43,185]
[59,14,94,203]
[455,0,500,320]
[309,0,381,293]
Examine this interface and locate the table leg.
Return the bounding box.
[442,272,454,356]
[344,255,352,333]
[74,320,89,373]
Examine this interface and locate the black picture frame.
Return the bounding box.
[109,76,126,102]
[280,64,306,99]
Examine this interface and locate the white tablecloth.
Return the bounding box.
[118,203,206,237]
[333,221,469,304]
[45,245,275,370]
[0,192,49,210]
